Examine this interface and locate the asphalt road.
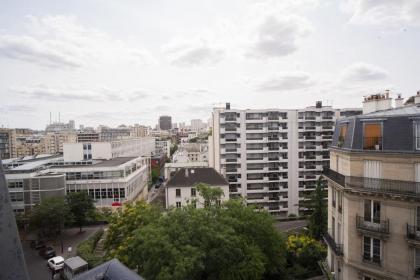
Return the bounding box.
[22,225,105,280]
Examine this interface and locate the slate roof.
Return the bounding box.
[74,259,144,280]
[166,167,228,188]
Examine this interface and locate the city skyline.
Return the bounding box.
[1,0,419,129]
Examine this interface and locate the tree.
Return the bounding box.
[195,183,224,207]
[105,199,287,280]
[66,191,95,233]
[29,197,71,238]
[286,234,327,279]
[301,177,327,240]
[151,168,160,184]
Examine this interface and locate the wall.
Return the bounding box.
[166,184,229,208]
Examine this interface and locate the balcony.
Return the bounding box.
[362,254,381,266]
[323,230,343,256]
[407,225,420,245]
[356,215,389,238]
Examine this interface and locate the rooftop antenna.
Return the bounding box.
[59,112,61,123]
[50,112,52,125]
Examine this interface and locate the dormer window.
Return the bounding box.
[338,124,348,147]
[363,123,382,150]
[415,122,420,150]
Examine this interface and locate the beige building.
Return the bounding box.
[324,93,420,280]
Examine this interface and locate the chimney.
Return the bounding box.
[362,91,393,114]
[395,94,404,108]
[226,102,231,110]
[315,101,322,108]
[185,169,188,177]
[415,91,420,105]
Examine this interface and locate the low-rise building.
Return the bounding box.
[165,167,229,208]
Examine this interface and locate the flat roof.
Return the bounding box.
[65,256,88,270]
[92,157,136,167]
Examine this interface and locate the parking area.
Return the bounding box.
[22,225,105,280]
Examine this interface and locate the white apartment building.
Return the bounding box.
[155,140,171,157]
[165,168,229,209]
[63,137,155,161]
[191,119,204,132]
[209,102,361,217]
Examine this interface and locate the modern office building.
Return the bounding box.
[165,167,229,209]
[209,102,361,217]
[98,126,131,142]
[77,132,100,142]
[63,137,155,161]
[159,116,172,131]
[0,128,16,159]
[323,93,420,280]
[2,155,66,213]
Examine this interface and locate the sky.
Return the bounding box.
[1,0,420,129]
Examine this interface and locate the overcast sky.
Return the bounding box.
[1,0,419,129]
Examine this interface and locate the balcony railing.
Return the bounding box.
[323,230,343,256]
[362,254,381,266]
[356,215,389,235]
[323,167,420,197]
[363,136,382,150]
[407,224,420,242]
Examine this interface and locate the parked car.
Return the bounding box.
[30,240,45,250]
[39,246,56,259]
[47,256,64,271]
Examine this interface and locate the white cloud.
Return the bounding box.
[163,39,225,67]
[0,15,155,68]
[342,0,420,26]
[257,71,315,91]
[341,62,388,82]
[248,15,312,58]
[10,85,125,102]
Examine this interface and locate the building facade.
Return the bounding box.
[0,128,16,159]
[209,102,361,217]
[165,167,229,208]
[159,116,172,131]
[324,94,420,280]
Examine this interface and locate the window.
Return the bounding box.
[364,199,381,223]
[416,123,420,150]
[363,236,381,265]
[415,248,420,277]
[191,188,196,197]
[337,191,342,213]
[363,123,382,150]
[176,202,181,208]
[332,188,336,208]
[175,189,181,197]
[9,192,23,202]
[338,125,348,147]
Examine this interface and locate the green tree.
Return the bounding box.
[29,197,71,237]
[195,183,224,207]
[151,168,160,184]
[286,234,327,279]
[301,177,327,240]
[105,198,286,280]
[66,191,95,233]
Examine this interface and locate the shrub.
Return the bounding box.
[77,229,104,268]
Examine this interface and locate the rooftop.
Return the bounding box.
[74,259,143,280]
[166,167,228,187]
[65,256,88,270]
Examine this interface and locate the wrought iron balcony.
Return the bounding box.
[323,230,343,256]
[362,254,381,266]
[407,224,420,242]
[323,167,420,198]
[356,215,389,236]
